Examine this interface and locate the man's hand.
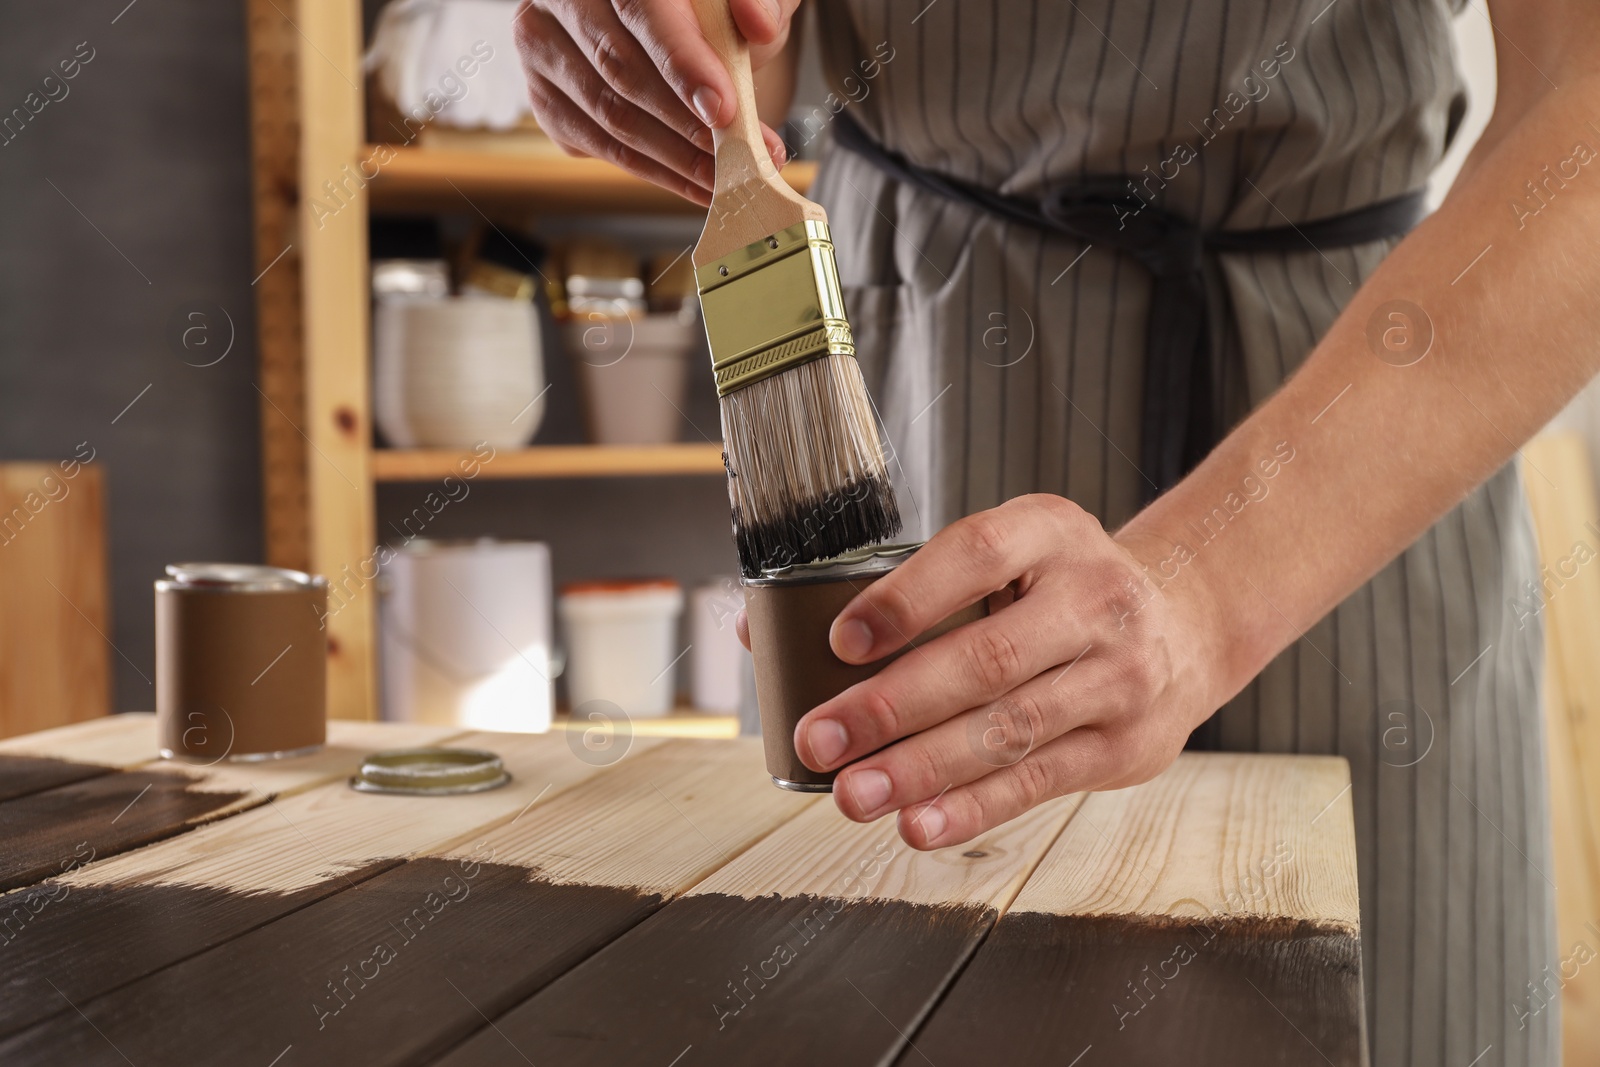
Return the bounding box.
[513,0,798,205]
[737,495,1229,850]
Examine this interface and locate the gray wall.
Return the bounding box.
[0,3,263,711]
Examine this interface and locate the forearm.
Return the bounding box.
[1116,74,1600,707]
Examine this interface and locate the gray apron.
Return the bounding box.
[809,1,1558,1064]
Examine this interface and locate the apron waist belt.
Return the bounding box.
[831,110,1427,500]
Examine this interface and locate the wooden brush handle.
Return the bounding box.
[690,0,824,265]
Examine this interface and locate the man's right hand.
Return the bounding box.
[513,0,798,206]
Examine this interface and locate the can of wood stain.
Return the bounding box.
[156,563,328,763]
[742,543,985,792]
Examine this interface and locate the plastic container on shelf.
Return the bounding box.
[562,309,698,445]
[559,579,685,718]
[689,581,745,713]
[395,295,546,449]
[379,539,555,733]
[371,259,450,449]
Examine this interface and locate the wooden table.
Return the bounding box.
[0,715,1366,1066]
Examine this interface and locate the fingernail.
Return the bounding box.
[914,803,947,844]
[833,616,874,661]
[845,769,891,815]
[770,140,787,167]
[804,718,849,767]
[763,0,783,29]
[691,87,721,127]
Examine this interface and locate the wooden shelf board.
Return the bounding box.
[365,145,816,214]
[550,708,740,740]
[372,443,727,482]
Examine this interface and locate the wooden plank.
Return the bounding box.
[0,729,656,1038]
[905,753,1364,1067]
[0,738,815,1065]
[0,712,158,768]
[246,0,311,573]
[550,707,740,740]
[432,791,1083,1066]
[1521,433,1600,1064]
[372,443,729,482]
[0,720,457,894]
[0,463,109,739]
[365,147,816,214]
[297,0,377,720]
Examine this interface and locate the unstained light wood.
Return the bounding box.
[906,753,1365,1067]
[0,730,651,1037]
[0,738,814,1065]
[1521,432,1600,1065]
[364,146,815,214]
[0,463,109,740]
[297,0,377,720]
[372,443,730,482]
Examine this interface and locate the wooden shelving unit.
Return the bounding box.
[373,443,726,482]
[366,145,814,214]
[244,3,780,721]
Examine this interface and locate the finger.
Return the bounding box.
[546,2,715,153]
[831,666,1108,822]
[734,608,750,651]
[830,496,1075,664]
[729,0,798,45]
[762,122,788,168]
[529,20,713,191]
[613,0,740,127]
[797,592,1092,769]
[896,728,1115,850]
[527,74,712,205]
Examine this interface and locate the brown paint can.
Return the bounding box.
[156,563,328,763]
[742,543,985,792]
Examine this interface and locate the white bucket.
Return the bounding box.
[689,581,745,713]
[559,580,685,717]
[379,539,554,732]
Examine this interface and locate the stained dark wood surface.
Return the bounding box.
[0,755,111,803]
[0,718,1367,1067]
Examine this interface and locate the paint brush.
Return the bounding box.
[690,0,901,578]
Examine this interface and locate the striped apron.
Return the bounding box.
[807,1,1559,1064]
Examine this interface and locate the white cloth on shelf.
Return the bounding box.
[365,0,530,130]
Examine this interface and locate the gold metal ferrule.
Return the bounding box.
[695,221,855,397]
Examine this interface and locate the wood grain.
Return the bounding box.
[688,0,824,264]
[1521,432,1600,1065]
[0,711,158,768]
[0,731,654,1038]
[246,0,311,573]
[0,738,814,1064]
[905,753,1365,1067]
[0,462,109,739]
[297,0,377,720]
[0,720,458,894]
[433,791,1081,1065]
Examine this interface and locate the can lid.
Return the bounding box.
[162,563,325,592]
[349,747,510,795]
[744,542,925,586]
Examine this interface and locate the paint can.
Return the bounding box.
[155,563,327,763]
[741,543,986,792]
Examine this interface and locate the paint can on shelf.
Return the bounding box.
[155,563,327,763]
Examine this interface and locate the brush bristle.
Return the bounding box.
[721,352,902,577]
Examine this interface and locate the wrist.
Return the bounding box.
[1112,522,1258,718]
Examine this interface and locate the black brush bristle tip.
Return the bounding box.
[734,473,902,578]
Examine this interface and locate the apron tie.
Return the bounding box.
[831,110,1427,500]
